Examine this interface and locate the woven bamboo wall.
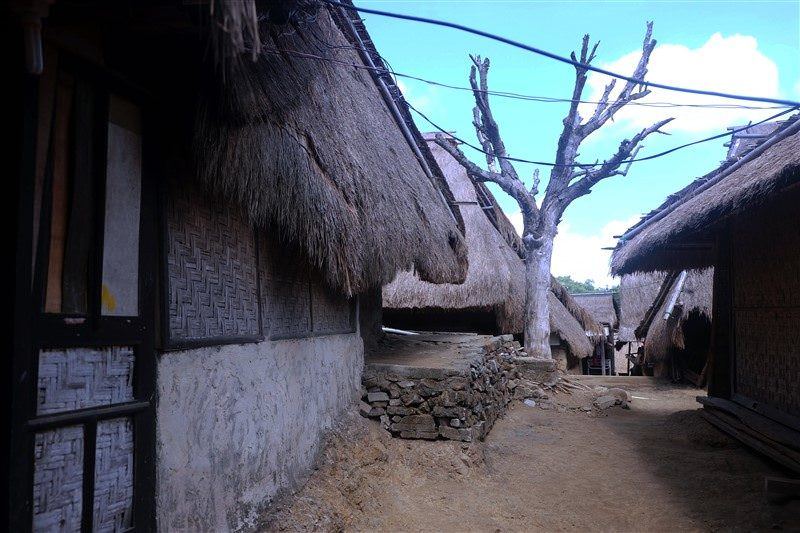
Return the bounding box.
[33,426,84,532]
[93,418,134,532]
[37,347,135,415]
[166,179,355,344]
[165,179,260,342]
[732,194,800,418]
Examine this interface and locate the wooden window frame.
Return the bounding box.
[11,52,157,532]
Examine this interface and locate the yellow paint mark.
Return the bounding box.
[101,284,117,312]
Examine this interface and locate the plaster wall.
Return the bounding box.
[156,333,364,531]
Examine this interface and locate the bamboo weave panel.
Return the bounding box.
[259,242,312,339]
[735,307,800,418]
[311,281,355,335]
[93,418,134,532]
[33,426,84,532]
[37,347,135,415]
[166,181,260,341]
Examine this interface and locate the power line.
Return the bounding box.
[408,101,797,168]
[262,46,788,111]
[325,0,800,108]
[258,46,798,168]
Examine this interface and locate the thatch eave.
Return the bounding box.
[192,1,468,296]
[612,117,800,276]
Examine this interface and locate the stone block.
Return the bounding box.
[594,395,619,410]
[417,379,442,397]
[387,405,414,416]
[398,380,415,389]
[433,405,467,419]
[439,426,461,440]
[392,414,436,433]
[399,430,439,440]
[401,392,424,406]
[367,391,390,403]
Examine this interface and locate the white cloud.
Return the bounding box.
[794,79,800,98]
[581,33,781,133]
[507,212,638,288]
[396,79,438,115]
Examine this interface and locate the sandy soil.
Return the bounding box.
[265,377,800,532]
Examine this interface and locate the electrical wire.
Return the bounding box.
[258,46,798,168]
[408,101,798,167]
[325,0,800,108]
[264,43,789,110]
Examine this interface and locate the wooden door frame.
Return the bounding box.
[9,49,157,532]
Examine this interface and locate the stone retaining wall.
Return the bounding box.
[360,335,525,441]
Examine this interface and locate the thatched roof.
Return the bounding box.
[612,115,800,276]
[617,272,668,342]
[383,136,525,332]
[570,293,618,328]
[642,269,712,362]
[384,135,602,359]
[192,1,468,296]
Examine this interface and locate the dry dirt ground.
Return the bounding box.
[265,377,800,532]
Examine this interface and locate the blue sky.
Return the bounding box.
[359,0,800,285]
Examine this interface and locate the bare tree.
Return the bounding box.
[437,23,672,357]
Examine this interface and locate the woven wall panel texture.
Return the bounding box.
[37,346,135,415]
[93,417,134,532]
[33,425,84,532]
[166,181,260,341]
[735,307,800,418]
[311,281,355,335]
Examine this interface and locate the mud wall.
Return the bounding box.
[156,334,363,531]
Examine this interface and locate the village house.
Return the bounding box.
[383,134,603,374]
[612,115,800,472]
[5,1,469,530]
[636,270,712,382]
[571,292,618,374]
[616,272,667,374]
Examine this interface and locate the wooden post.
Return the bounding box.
[599,338,607,376]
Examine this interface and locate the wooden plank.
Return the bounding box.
[44,73,74,313]
[698,396,800,451]
[701,410,800,475]
[765,477,800,500]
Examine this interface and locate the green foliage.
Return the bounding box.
[556,275,618,294]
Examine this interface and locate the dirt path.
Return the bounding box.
[267,378,800,531]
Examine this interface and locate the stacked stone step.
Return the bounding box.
[360,335,524,441]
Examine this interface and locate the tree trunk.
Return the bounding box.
[524,235,554,358]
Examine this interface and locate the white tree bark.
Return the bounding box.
[436,25,672,359]
[524,230,555,358]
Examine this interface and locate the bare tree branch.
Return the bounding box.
[565,117,673,202]
[434,134,539,225]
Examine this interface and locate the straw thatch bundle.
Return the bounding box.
[643,269,713,363]
[617,272,667,342]
[612,117,800,275]
[571,293,618,328]
[383,137,525,331]
[193,4,467,296]
[384,136,601,360]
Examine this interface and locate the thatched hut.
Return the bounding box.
[617,272,668,343]
[571,293,618,328]
[638,270,713,381]
[5,1,467,529]
[384,134,525,334]
[384,134,602,371]
[612,115,800,468]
